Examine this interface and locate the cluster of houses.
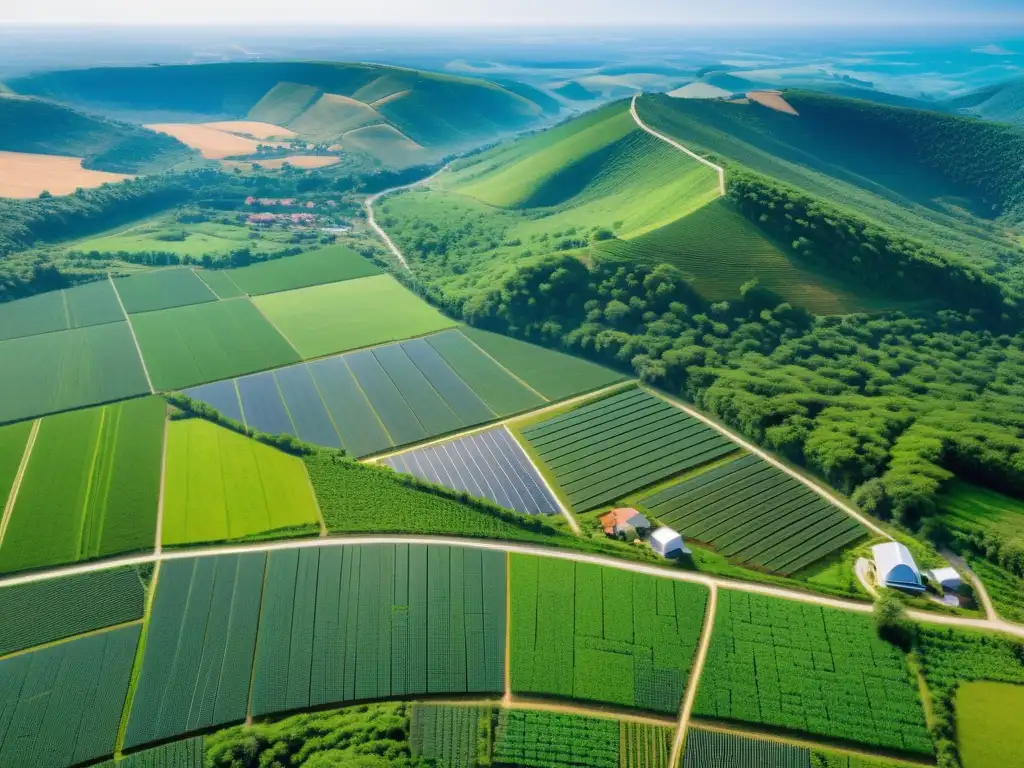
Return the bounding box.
[598,508,689,559]
[247,212,317,228]
[244,197,339,209]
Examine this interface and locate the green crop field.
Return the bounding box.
[967,558,1024,624]
[956,681,1024,768]
[510,554,708,713]
[694,590,931,754]
[0,624,140,767]
[162,419,321,546]
[459,326,627,401]
[640,453,867,575]
[410,704,489,768]
[0,396,164,574]
[253,274,456,359]
[0,322,150,424]
[102,737,204,768]
[124,553,266,749]
[494,710,621,768]
[213,245,382,296]
[75,218,298,258]
[194,268,246,299]
[250,543,506,716]
[939,479,1024,549]
[918,626,1024,707]
[0,280,124,342]
[0,420,32,512]
[0,566,145,657]
[113,267,217,314]
[131,297,300,390]
[522,388,737,511]
[682,728,809,768]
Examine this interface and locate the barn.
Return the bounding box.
[872,542,924,592]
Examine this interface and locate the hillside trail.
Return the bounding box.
[630,94,726,196]
[3,532,1022,640]
[364,162,452,270]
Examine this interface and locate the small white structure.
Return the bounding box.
[871,542,924,592]
[650,526,688,558]
[925,567,963,592]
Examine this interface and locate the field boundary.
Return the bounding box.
[246,295,304,360]
[109,274,155,394]
[670,583,718,767]
[503,550,512,703]
[504,425,580,535]
[0,618,144,663]
[459,330,549,403]
[0,418,41,547]
[114,560,161,756]
[154,414,169,555]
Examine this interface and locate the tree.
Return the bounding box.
[874,591,914,650]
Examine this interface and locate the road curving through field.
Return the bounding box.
[364,162,452,270]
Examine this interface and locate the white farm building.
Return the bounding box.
[872,542,924,592]
[650,527,688,558]
[925,567,963,591]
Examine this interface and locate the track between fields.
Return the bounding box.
[3,533,1022,640]
[109,274,155,394]
[631,94,726,196]
[365,163,452,271]
[670,583,717,768]
[0,419,40,547]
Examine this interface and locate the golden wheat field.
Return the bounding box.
[0,151,132,198]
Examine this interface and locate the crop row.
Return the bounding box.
[621,722,672,768]
[493,710,619,768]
[681,727,809,768]
[0,279,125,344]
[410,704,487,768]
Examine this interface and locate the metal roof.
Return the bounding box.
[871,542,923,590]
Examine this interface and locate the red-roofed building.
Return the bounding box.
[599,508,651,538]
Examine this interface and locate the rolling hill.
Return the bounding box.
[9,62,557,167]
[949,77,1024,127]
[0,93,192,173]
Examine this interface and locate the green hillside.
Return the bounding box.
[0,94,192,173]
[10,62,552,165]
[949,77,1024,128]
[384,100,905,313]
[636,91,1024,294]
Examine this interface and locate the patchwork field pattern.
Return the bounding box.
[0,280,124,342]
[510,555,708,713]
[410,704,487,768]
[0,625,140,768]
[253,274,456,359]
[0,566,145,656]
[0,396,165,574]
[212,245,382,296]
[124,553,266,749]
[0,322,149,424]
[103,737,204,768]
[251,544,505,716]
[184,330,544,457]
[522,389,737,511]
[194,268,246,299]
[640,454,867,575]
[162,419,321,546]
[0,420,32,512]
[681,728,809,768]
[694,591,932,754]
[494,710,621,768]
[131,297,300,390]
[113,268,217,314]
[383,426,561,515]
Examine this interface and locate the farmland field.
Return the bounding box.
[0,396,165,573]
[510,554,708,713]
[0,566,145,656]
[939,480,1024,558]
[0,280,124,342]
[105,737,204,768]
[252,274,456,359]
[459,326,627,401]
[0,322,150,424]
[955,681,1024,768]
[0,625,140,767]
[639,453,867,575]
[494,710,621,768]
[131,297,301,390]
[250,544,505,715]
[522,388,737,511]
[917,626,1024,702]
[967,558,1024,623]
[215,245,381,296]
[194,268,246,299]
[124,553,266,749]
[681,728,808,768]
[75,219,296,258]
[694,590,931,753]
[113,267,217,314]
[0,420,32,512]
[161,419,321,545]
[0,149,131,197]
[410,704,488,768]
[144,122,271,158]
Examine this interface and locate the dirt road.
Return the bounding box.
[364,163,451,270]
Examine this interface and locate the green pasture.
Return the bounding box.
[75,218,294,258]
[209,245,381,296]
[956,681,1024,768]
[940,479,1024,543]
[253,274,456,359]
[114,267,217,314]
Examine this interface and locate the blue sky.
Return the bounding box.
[6,0,1024,26]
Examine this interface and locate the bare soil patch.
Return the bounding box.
[747,90,800,115]
[145,124,285,159]
[0,151,132,198]
[202,121,298,139]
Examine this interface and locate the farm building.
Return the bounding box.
[650,527,688,558]
[600,508,651,538]
[925,567,962,591]
[871,542,924,592]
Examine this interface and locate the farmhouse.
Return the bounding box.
[650,526,688,558]
[872,542,925,592]
[600,508,650,538]
[925,567,963,591]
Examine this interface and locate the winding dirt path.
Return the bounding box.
[670,583,718,767]
[364,163,452,271]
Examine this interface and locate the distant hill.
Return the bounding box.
[9,62,554,166]
[553,81,600,101]
[949,77,1024,127]
[0,94,192,173]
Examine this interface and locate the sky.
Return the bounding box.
[4,0,1024,27]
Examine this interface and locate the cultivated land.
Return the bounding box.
[0,396,164,573]
[0,280,123,342]
[144,123,276,159]
[209,245,382,296]
[955,681,1024,768]
[0,149,131,197]
[162,419,320,545]
[75,218,298,258]
[201,120,297,139]
[131,297,300,390]
[113,267,217,314]
[0,420,32,512]
[0,321,149,424]
[682,728,811,768]
[253,274,456,359]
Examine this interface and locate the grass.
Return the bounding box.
[210,245,381,296]
[161,418,321,546]
[0,397,164,574]
[113,267,217,314]
[967,557,1024,624]
[939,479,1024,548]
[955,681,1024,768]
[131,297,301,390]
[253,274,456,359]
[0,322,150,424]
[75,218,296,258]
